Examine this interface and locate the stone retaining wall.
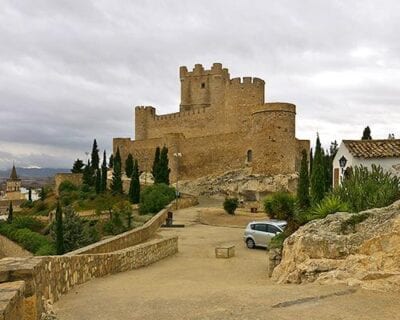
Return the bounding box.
[0,235,33,258]
[0,236,178,320]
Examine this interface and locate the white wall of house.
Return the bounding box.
[333,141,400,186]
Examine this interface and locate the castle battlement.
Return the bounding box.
[117,63,309,182]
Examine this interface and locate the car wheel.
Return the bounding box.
[246,238,255,249]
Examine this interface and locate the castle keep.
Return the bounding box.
[113,63,309,182]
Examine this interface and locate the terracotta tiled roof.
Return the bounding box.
[343,139,400,158]
[9,165,18,180]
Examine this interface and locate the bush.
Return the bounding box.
[33,200,47,212]
[263,192,296,220]
[12,216,44,232]
[223,198,238,215]
[334,165,400,212]
[269,232,288,250]
[58,180,79,193]
[139,184,175,215]
[307,194,349,220]
[0,223,55,255]
[103,212,126,235]
[20,200,34,209]
[35,243,56,255]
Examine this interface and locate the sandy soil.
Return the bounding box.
[54,202,400,320]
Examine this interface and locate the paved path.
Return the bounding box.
[55,204,399,320]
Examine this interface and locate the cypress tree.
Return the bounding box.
[82,160,94,186]
[114,148,121,168]
[362,126,372,140]
[309,148,314,173]
[111,159,123,194]
[55,202,64,255]
[95,169,101,194]
[91,139,100,170]
[101,150,108,192]
[158,146,170,185]
[297,149,310,209]
[109,154,114,169]
[310,134,326,205]
[129,160,140,204]
[152,147,161,182]
[7,202,13,224]
[125,153,134,178]
[71,159,84,173]
[28,188,32,202]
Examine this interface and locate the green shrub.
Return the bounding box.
[263,192,296,220]
[103,212,126,235]
[269,232,288,250]
[223,198,238,215]
[33,200,47,213]
[0,223,55,255]
[12,216,44,232]
[35,243,56,256]
[139,184,175,215]
[334,165,400,212]
[20,200,34,209]
[308,194,349,220]
[58,180,79,193]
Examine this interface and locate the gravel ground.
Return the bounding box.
[54,203,400,320]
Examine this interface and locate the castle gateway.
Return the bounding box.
[113,63,309,182]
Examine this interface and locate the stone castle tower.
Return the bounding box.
[114,63,309,182]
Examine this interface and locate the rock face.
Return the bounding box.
[272,201,400,292]
[178,169,298,200]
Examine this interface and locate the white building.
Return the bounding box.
[333,139,400,187]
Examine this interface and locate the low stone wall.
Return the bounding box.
[0,235,33,258]
[0,236,178,320]
[67,203,174,255]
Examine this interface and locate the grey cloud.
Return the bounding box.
[1,0,400,169]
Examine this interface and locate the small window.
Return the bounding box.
[267,225,281,234]
[247,150,253,162]
[254,224,267,232]
[201,82,205,89]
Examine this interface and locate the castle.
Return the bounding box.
[113,63,309,182]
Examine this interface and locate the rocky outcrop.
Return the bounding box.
[272,201,400,292]
[178,169,298,200]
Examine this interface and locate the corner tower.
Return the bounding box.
[179,63,230,112]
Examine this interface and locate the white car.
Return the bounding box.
[243,220,287,249]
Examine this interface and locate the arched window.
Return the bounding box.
[247,150,253,162]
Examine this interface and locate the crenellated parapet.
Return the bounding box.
[134,106,156,140]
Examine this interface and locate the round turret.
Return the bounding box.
[250,103,296,175]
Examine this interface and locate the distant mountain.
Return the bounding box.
[0,167,70,178]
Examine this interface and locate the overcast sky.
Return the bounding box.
[1,0,399,169]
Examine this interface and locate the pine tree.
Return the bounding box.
[152,147,161,182]
[71,159,84,173]
[297,149,310,209]
[158,146,170,185]
[109,154,114,169]
[125,153,134,178]
[55,202,64,255]
[7,202,13,224]
[362,126,372,140]
[28,188,32,202]
[91,139,100,170]
[95,169,101,194]
[310,134,326,205]
[129,160,140,204]
[101,150,108,192]
[111,159,123,194]
[82,160,94,186]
